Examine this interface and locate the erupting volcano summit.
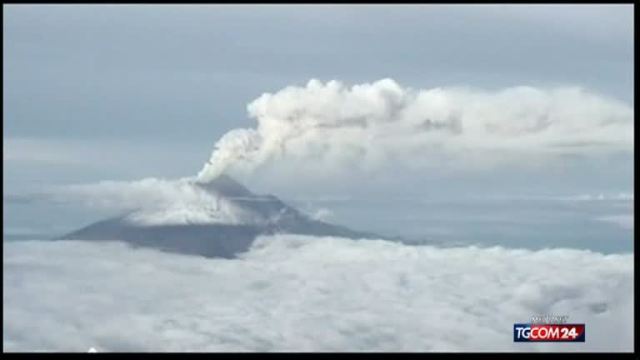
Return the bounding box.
[60,175,376,258]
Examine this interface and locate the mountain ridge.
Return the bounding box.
[59,175,380,258]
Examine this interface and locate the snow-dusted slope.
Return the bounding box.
[60,175,377,258]
[121,176,270,226]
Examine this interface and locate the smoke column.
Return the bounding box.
[197,79,633,183]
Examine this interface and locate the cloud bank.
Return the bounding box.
[49,177,201,210]
[197,79,633,181]
[595,214,634,230]
[47,177,278,226]
[3,235,633,352]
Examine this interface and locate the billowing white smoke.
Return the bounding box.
[197,79,633,182]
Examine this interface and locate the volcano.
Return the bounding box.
[60,175,377,258]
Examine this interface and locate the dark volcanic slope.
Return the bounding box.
[60,176,378,258]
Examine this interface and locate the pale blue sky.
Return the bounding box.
[5,4,633,140]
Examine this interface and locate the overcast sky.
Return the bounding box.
[3,4,634,203]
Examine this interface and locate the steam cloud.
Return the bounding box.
[197,79,633,182]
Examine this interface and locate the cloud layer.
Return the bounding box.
[197,79,633,181]
[3,235,633,352]
[48,177,278,226]
[595,214,634,230]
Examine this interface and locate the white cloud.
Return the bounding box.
[197,79,633,182]
[54,177,208,211]
[473,192,634,202]
[595,214,634,230]
[310,207,334,221]
[48,177,269,226]
[3,236,633,352]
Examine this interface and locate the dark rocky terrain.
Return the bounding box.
[60,175,378,258]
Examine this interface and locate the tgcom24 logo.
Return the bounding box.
[513,323,585,342]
